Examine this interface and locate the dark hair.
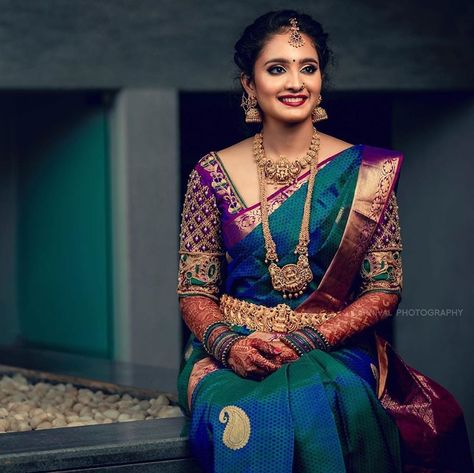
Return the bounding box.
[234,10,333,85]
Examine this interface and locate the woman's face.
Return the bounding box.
[242,32,322,125]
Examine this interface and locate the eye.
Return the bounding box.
[267,65,286,75]
[301,64,318,74]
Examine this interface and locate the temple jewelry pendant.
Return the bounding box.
[264,156,302,185]
[268,254,313,299]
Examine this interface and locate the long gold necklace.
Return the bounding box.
[254,128,320,299]
[253,131,318,185]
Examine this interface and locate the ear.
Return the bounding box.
[240,72,256,97]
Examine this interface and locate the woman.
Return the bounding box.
[176,10,472,473]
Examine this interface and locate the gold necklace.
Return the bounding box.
[253,131,318,185]
[254,128,320,299]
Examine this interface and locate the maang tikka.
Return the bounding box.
[288,18,305,48]
[241,93,262,123]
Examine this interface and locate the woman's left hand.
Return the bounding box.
[247,332,299,364]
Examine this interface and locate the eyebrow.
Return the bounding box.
[263,57,319,66]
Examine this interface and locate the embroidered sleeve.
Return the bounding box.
[177,168,225,301]
[357,192,403,297]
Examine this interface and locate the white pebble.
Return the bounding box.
[103,409,119,420]
[0,374,176,432]
[158,406,183,418]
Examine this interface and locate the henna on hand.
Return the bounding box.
[227,338,281,379]
[317,292,399,347]
[271,340,300,363]
[247,331,299,363]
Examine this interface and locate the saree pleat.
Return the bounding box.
[182,345,401,473]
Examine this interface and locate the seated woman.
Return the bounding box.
[176,10,472,473]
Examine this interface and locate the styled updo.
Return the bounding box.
[234,10,333,84]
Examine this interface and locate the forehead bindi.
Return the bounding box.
[257,33,318,65]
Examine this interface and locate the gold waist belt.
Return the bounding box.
[219,294,338,334]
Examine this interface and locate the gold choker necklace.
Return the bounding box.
[253,131,318,186]
[253,128,320,299]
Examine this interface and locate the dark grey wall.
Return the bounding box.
[109,89,181,371]
[0,0,472,90]
[0,98,19,345]
[393,93,474,452]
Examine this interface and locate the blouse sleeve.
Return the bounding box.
[177,167,225,301]
[356,192,403,298]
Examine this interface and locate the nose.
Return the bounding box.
[285,69,304,92]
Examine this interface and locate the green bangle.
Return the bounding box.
[220,335,246,368]
[280,335,304,356]
[202,321,229,354]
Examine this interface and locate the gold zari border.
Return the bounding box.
[219,294,337,334]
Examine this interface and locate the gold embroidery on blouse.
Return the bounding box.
[179,169,224,254]
[199,154,243,215]
[219,405,251,450]
[368,192,402,251]
[178,169,224,299]
[359,251,403,295]
[177,252,223,300]
[358,192,403,296]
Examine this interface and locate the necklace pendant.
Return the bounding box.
[268,254,313,298]
[264,156,301,186]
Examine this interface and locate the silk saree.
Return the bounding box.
[177,145,472,472]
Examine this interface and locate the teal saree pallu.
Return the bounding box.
[224,145,363,310]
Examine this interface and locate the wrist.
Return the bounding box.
[202,321,230,354]
[202,321,246,367]
[220,335,246,368]
[281,326,332,355]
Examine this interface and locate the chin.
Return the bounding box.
[281,114,311,125]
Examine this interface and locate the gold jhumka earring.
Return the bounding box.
[241,93,262,123]
[312,95,328,123]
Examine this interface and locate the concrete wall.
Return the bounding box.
[109,89,181,371]
[0,0,471,90]
[393,93,474,447]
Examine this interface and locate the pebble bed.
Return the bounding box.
[0,373,183,433]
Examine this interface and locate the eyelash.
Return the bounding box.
[267,65,318,75]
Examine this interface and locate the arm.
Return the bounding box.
[282,192,403,352]
[177,167,228,342]
[316,292,399,347]
[177,167,286,377]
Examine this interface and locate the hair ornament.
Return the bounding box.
[288,18,305,48]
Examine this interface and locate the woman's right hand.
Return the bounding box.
[227,337,282,379]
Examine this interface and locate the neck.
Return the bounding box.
[260,119,315,158]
